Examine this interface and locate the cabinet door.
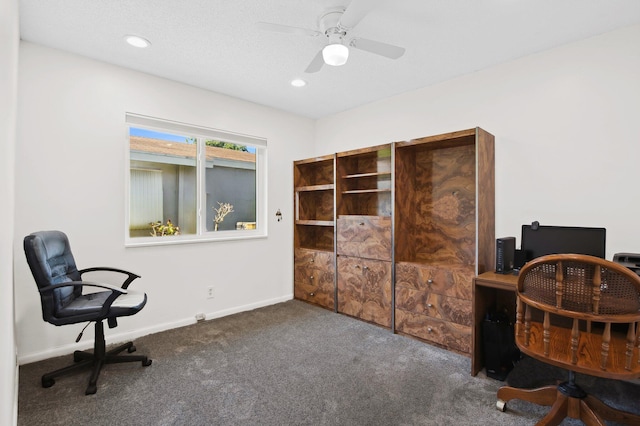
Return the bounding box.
[337,256,391,327]
[395,287,472,326]
[294,249,335,309]
[336,216,392,261]
[394,261,473,353]
[395,262,474,300]
[395,309,471,354]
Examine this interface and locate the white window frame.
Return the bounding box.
[125,113,267,247]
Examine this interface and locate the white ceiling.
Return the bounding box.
[18,0,640,119]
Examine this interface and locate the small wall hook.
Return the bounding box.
[276,209,282,222]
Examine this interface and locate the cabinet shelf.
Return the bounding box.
[342,172,391,180]
[342,188,391,194]
[296,184,334,192]
[295,220,335,227]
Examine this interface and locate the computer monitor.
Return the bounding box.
[521,224,606,262]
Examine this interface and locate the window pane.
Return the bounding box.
[204,141,256,232]
[126,114,266,243]
[129,128,197,237]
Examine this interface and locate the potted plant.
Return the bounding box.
[149,220,180,236]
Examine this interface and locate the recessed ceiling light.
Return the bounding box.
[291,79,307,87]
[124,35,151,48]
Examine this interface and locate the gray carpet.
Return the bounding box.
[17,300,640,425]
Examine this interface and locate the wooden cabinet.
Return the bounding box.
[337,256,392,328]
[393,128,495,354]
[335,144,393,328]
[293,155,335,310]
[293,128,495,354]
[336,216,392,328]
[336,144,392,217]
[395,262,474,353]
[336,216,391,261]
[294,249,335,309]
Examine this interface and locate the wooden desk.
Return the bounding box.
[471,271,518,376]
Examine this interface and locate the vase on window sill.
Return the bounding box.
[214,223,219,231]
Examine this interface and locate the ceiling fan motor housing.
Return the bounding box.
[319,9,347,38]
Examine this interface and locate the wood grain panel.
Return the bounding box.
[295,249,334,268]
[395,287,472,326]
[394,145,416,261]
[293,155,335,253]
[337,216,392,261]
[293,249,335,310]
[412,143,476,265]
[476,128,495,274]
[337,256,392,328]
[340,193,392,217]
[395,262,474,300]
[294,156,334,187]
[395,309,471,354]
[336,145,392,216]
[297,190,334,222]
[295,224,334,251]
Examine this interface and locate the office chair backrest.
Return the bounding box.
[24,230,82,323]
[516,253,640,379]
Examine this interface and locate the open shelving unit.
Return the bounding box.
[293,155,336,310]
[336,144,392,218]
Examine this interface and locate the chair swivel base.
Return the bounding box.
[496,381,640,426]
[41,321,152,395]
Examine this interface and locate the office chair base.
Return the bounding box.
[41,321,151,395]
[497,383,640,426]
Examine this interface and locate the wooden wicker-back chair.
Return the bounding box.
[496,254,640,425]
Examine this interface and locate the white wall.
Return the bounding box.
[0,0,18,422]
[316,24,640,259]
[14,42,315,363]
[13,23,640,367]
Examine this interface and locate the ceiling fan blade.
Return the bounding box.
[304,49,325,73]
[349,38,405,59]
[338,0,384,30]
[255,22,321,37]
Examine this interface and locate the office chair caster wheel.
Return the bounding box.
[128,345,136,353]
[142,359,152,367]
[42,377,55,388]
[496,399,507,412]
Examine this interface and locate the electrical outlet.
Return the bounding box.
[206,286,215,299]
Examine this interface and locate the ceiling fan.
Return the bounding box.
[256,0,406,73]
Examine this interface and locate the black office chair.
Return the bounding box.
[24,230,152,395]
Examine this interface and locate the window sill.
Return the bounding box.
[125,229,267,247]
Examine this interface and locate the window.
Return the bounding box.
[126,113,266,245]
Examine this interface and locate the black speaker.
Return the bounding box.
[483,309,518,381]
[496,237,516,274]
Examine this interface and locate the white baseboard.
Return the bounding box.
[18,294,293,365]
[204,294,292,321]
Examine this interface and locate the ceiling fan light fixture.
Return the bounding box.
[322,43,349,66]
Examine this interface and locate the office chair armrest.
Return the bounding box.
[39,280,128,295]
[40,281,129,319]
[78,267,141,289]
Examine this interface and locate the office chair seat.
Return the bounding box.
[24,230,152,395]
[56,289,146,318]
